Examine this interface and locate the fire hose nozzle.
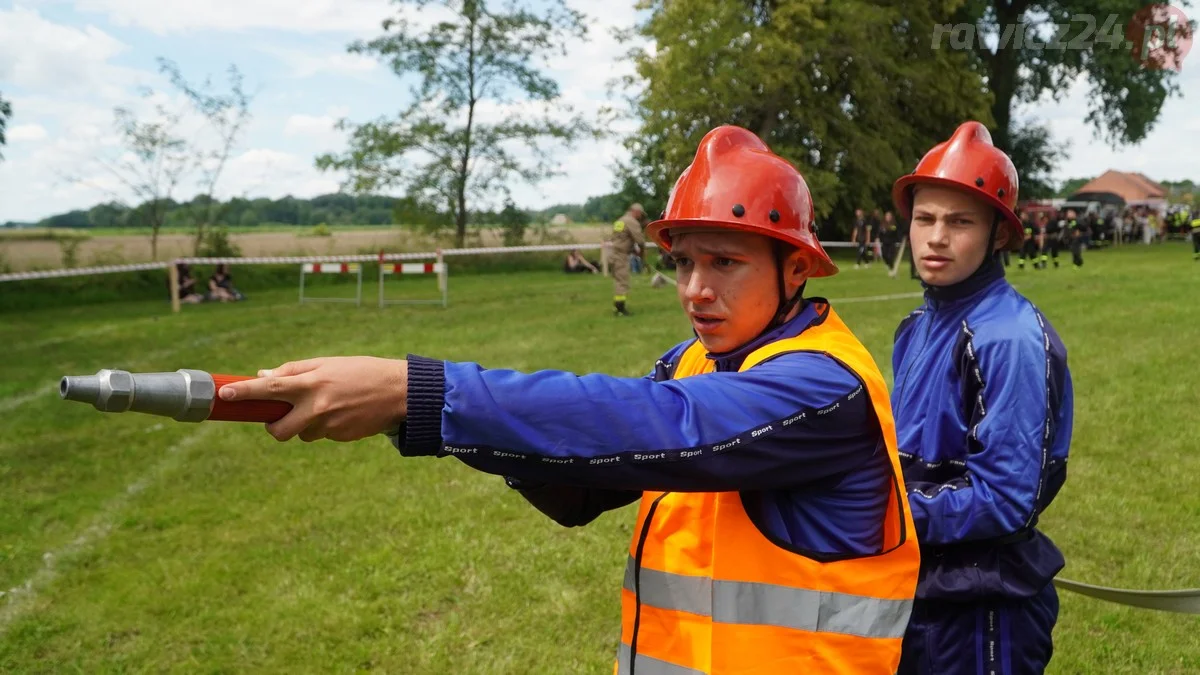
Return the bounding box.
[59,369,292,423]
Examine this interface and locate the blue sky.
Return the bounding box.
[1,0,1197,223]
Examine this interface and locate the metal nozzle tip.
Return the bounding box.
[60,375,102,405]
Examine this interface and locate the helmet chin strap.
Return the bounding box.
[771,240,806,329]
[960,212,1004,282]
[985,212,1001,260]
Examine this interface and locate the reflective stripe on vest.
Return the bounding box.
[622,557,911,640]
[617,645,704,675]
[615,302,920,675]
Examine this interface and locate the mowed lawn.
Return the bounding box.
[1,244,1198,674]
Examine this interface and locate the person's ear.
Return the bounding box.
[994,225,1010,251]
[784,249,811,288]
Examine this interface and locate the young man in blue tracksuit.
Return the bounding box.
[221,126,920,673]
[889,122,1074,675]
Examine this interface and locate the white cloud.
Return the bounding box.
[7,124,49,142]
[283,114,335,137]
[0,7,137,96]
[282,106,350,148]
[221,148,342,199]
[68,0,396,34]
[62,0,472,35]
[257,44,380,78]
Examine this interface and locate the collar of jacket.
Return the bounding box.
[703,300,828,372]
[922,253,1006,310]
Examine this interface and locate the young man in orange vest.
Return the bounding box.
[220,126,920,674]
[889,122,1074,674]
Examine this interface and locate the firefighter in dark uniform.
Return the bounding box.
[1017,209,1040,270]
[879,211,900,270]
[1191,213,1200,261]
[1035,212,1049,269]
[1042,213,1063,269]
[1066,209,1084,268]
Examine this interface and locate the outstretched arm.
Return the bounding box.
[218,351,880,494]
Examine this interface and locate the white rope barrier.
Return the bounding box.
[0,261,168,283]
[0,240,860,283]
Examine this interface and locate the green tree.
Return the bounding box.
[949,1,1192,188]
[159,58,254,255]
[316,0,596,248]
[0,92,11,161]
[88,202,129,228]
[497,198,530,246]
[1006,122,1069,199]
[1056,175,1095,198]
[620,0,993,231]
[93,104,191,259]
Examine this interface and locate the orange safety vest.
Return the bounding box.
[615,303,920,675]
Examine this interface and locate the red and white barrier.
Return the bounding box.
[378,252,448,308]
[380,262,447,275]
[300,261,363,306]
[302,262,360,274]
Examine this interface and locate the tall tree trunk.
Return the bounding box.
[454,4,479,249]
[454,189,467,248]
[194,220,206,256]
[757,103,782,139]
[150,201,162,260]
[989,0,1025,152]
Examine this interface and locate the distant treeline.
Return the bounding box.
[3,190,642,231]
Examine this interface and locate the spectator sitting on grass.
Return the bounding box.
[563,249,599,274]
[173,263,204,304]
[207,264,245,302]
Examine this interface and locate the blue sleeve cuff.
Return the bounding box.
[399,354,445,456]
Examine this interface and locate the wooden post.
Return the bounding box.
[436,249,447,307]
[601,242,610,277]
[377,250,385,309]
[168,261,180,314]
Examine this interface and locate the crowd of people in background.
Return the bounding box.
[843,202,1197,274]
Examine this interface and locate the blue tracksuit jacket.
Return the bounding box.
[390,301,892,556]
[892,259,1073,601]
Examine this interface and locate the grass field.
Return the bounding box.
[2,245,1199,673]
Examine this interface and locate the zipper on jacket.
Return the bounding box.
[629,492,669,675]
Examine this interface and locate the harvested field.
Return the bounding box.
[0,225,611,271]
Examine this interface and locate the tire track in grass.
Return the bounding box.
[0,383,58,414]
[0,427,213,635]
[18,322,122,352]
[0,330,255,415]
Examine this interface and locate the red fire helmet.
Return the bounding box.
[892,121,1024,251]
[645,126,837,277]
